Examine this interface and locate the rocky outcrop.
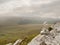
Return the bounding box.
[6,39,22,45]
[13,39,22,45]
[6,22,60,45]
[6,37,28,45]
[28,22,60,45]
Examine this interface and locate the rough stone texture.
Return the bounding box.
[13,39,22,45]
[28,23,60,45]
[6,39,22,45]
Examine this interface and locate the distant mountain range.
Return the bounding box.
[0,16,60,26]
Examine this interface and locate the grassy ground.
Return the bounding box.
[0,24,42,45]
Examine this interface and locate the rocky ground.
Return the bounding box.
[28,22,60,45]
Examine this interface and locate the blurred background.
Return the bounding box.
[0,0,60,45]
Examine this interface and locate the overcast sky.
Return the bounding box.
[0,0,60,19]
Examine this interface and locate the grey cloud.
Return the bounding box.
[0,0,60,18]
[0,0,11,3]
